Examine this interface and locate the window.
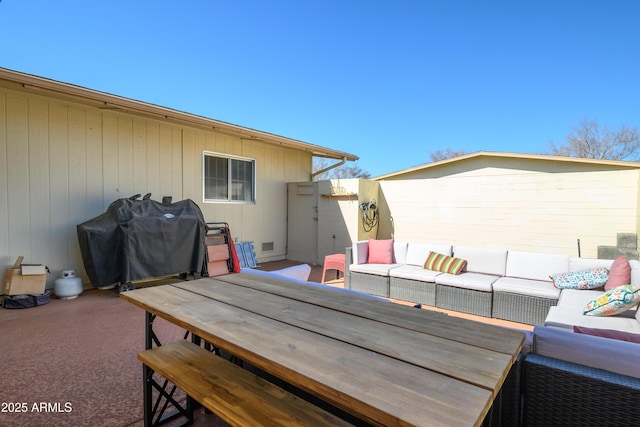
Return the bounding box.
[203,151,255,203]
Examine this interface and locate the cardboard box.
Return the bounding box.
[3,268,47,295]
[2,257,48,295]
[21,264,48,275]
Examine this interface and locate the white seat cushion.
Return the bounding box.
[351,240,369,264]
[393,241,409,264]
[435,272,499,292]
[544,305,640,333]
[569,256,614,272]
[506,251,569,282]
[270,264,312,281]
[557,289,604,309]
[405,243,452,266]
[493,277,561,299]
[453,246,507,276]
[533,326,640,378]
[388,264,442,282]
[350,263,401,276]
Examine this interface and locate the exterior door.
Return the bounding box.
[286,182,319,264]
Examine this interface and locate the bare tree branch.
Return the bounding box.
[312,158,371,181]
[429,148,468,162]
[548,119,640,161]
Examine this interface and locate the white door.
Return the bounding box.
[286,182,319,264]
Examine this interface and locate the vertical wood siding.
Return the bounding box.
[0,87,312,287]
[186,129,310,262]
[0,91,7,261]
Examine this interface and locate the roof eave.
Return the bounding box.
[0,67,358,161]
[374,151,640,180]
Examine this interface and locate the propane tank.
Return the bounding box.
[54,270,83,299]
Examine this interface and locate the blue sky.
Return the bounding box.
[1,1,639,177]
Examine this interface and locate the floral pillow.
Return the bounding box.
[583,285,640,316]
[550,267,609,289]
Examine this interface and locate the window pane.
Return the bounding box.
[203,152,255,203]
[231,158,254,201]
[204,155,228,200]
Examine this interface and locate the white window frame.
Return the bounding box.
[202,151,256,204]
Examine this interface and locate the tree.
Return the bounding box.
[429,148,468,162]
[312,158,371,181]
[548,119,640,161]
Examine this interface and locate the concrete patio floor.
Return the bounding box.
[0,259,531,427]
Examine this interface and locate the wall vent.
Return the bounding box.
[262,242,274,252]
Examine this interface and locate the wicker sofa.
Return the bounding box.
[522,324,640,426]
[522,352,640,426]
[346,240,640,325]
[521,282,640,426]
[348,241,640,424]
[491,250,570,325]
[522,288,640,426]
[434,245,507,317]
[257,259,640,425]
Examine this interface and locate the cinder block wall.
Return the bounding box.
[597,233,639,260]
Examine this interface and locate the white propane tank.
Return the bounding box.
[54,270,83,299]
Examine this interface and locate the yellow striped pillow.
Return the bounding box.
[424,251,467,275]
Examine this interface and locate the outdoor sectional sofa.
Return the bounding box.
[346,239,640,325]
[521,288,640,426]
[347,239,640,425]
[247,258,640,425]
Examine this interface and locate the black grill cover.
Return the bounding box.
[77,198,207,288]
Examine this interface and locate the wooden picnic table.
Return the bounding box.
[121,272,524,427]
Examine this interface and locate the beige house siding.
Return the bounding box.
[183,128,311,257]
[0,84,312,288]
[377,166,640,258]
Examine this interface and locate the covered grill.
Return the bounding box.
[77,196,207,291]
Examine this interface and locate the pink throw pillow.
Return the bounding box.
[367,239,394,264]
[605,256,631,291]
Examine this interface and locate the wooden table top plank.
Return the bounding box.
[172,278,512,391]
[121,285,493,427]
[214,273,525,356]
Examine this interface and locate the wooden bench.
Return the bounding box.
[137,340,354,426]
